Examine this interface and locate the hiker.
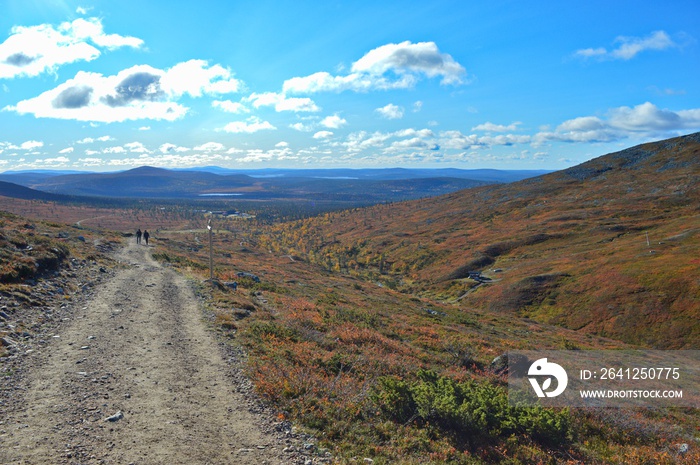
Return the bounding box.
[136,228,142,244]
[143,230,150,246]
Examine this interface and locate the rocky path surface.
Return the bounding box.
[1,242,303,464]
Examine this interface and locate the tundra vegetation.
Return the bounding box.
[1,134,699,463]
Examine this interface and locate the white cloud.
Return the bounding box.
[6,60,242,122]
[124,141,149,153]
[438,130,530,149]
[290,122,313,132]
[343,128,438,154]
[313,131,334,139]
[213,100,250,114]
[222,116,276,133]
[235,147,297,163]
[375,103,404,119]
[320,114,347,128]
[159,143,190,154]
[283,41,466,93]
[275,141,289,147]
[194,142,225,152]
[103,146,126,154]
[160,59,242,97]
[352,41,465,84]
[574,31,677,61]
[245,92,320,112]
[20,140,43,150]
[138,126,151,131]
[58,147,74,154]
[472,121,521,132]
[77,152,234,169]
[413,101,423,112]
[0,17,142,79]
[534,102,700,145]
[77,135,114,143]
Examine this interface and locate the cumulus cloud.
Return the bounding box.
[313,131,334,139]
[375,103,404,119]
[290,122,313,132]
[20,140,43,150]
[77,152,234,169]
[160,59,242,96]
[5,60,242,122]
[534,102,700,145]
[194,142,225,152]
[159,143,190,154]
[58,147,74,154]
[0,17,143,79]
[233,146,296,164]
[245,92,320,112]
[283,41,466,93]
[343,128,437,154]
[472,121,521,132]
[124,141,150,153]
[76,135,113,143]
[213,100,250,114]
[221,116,276,133]
[320,114,347,128]
[574,31,677,61]
[438,130,531,150]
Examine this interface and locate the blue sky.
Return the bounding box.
[1,0,699,172]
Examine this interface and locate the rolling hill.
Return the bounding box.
[0,166,545,203]
[259,132,700,348]
[0,180,74,202]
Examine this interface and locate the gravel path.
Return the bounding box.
[0,241,303,464]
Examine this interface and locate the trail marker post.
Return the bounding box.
[207,218,213,281]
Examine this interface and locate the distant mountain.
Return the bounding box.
[3,165,521,202]
[0,170,89,187]
[260,132,700,348]
[178,166,550,183]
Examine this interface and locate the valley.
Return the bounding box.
[1,133,699,463]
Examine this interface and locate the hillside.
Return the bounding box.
[259,132,700,348]
[0,180,74,202]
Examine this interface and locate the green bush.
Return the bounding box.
[372,370,571,451]
[248,321,299,341]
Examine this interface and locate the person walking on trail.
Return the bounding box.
[143,229,150,246]
[136,228,142,244]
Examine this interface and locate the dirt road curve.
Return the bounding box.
[1,242,296,464]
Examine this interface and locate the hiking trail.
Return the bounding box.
[0,241,302,464]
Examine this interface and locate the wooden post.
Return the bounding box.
[207,218,213,281]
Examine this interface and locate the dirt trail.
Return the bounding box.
[1,242,296,464]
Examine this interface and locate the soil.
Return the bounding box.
[0,241,313,464]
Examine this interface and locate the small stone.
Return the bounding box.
[104,411,124,422]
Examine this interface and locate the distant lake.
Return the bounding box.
[198,193,244,196]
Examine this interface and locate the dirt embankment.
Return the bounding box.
[0,242,313,464]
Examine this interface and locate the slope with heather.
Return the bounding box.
[259,133,700,348]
